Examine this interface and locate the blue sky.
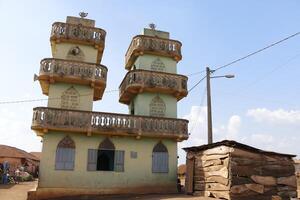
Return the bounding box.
[0,0,299,164]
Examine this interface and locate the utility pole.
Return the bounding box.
[206,67,213,144]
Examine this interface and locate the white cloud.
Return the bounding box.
[226,115,241,140]
[178,106,300,165]
[0,107,42,153]
[247,108,300,124]
[178,106,208,164]
[178,106,242,164]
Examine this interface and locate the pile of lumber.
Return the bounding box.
[184,140,297,200]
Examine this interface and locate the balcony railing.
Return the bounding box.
[119,70,188,104]
[125,35,182,70]
[51,22,106,47]
[31,107,189,141]
[50,22,106,62]
[38,58,107,100]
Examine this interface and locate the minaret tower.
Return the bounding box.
[37,13,107,114]
[119,24,188,118]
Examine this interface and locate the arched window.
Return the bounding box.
[152,142,169,173]
[61,86,80,109]
[87,138,125,172]
[55,136,75,170]
[149,96,166,117]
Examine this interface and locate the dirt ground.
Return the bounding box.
[0,180,38,200]
[0,181,216,200]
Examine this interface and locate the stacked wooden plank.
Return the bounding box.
[294,159,300,198]
[184,140,297,200]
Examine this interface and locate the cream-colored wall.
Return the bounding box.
[39,132,177,189]
[51,43,98,63]
[47,83,93,111]
[133,55,177,74]
[143,28,170,39]
[132,93,177,118]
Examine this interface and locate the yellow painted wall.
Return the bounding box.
[47,83,93,111]
[39,132,178,189]
[131,93,177,118]
[51,43,98,63]
[133,55,177,74]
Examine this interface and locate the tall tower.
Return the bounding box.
[119,25,188,118]
[30,16,188,200]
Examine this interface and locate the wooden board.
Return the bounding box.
[185,157,194,194]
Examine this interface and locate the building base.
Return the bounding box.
[27,184,177,200]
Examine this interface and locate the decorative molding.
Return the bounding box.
[125,35,182,70]
[31,107,189,141]
[119,69,188,104]
[57,136,75,148]
[149,96,166,117]
[150,58,165,72]
[61,86,80,109]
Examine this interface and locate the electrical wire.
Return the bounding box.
[0,89,119,105]
[186,70,206,77]
[188,75,206,93]
[189,86,206,134]
[1,32,299,104]
[187,31,300,93]
[214,31,300,72]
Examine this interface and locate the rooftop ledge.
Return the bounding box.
[119,69,188,105]
[50,22,106,63]
[125,35,182,70]
[31,107,189,141]
[37,58,107,101]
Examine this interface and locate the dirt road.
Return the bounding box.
[0,181,216,200]
[0,181,37,200]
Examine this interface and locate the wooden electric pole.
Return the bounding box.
[206,67,213,144]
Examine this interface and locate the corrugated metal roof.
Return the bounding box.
[183,140,296,158]
[0,145,40,161]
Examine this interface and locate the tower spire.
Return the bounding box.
[79,12,88,18]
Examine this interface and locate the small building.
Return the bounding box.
[184,140,297,200]
[0,145,40,176]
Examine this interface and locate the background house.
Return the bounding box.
[0,145,40,176]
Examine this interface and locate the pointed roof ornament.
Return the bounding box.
[79,12,88,18]
[149,23,156,30]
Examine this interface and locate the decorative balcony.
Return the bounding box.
[119,70,188,104]
[31,107,189,141]
[50,22,106,62]
[125,35,182,70]
[37,58,107,100]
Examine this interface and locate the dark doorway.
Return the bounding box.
[97,149,115,171]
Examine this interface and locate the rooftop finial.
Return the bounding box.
[149,23,156,30]
[79,12,88,18]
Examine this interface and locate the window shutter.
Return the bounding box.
[87,149,97,171]
[55,147,75,170]
[55,148,64,170]
[152,152,168,173]
[65,148,75,170]
[114,150,125,172]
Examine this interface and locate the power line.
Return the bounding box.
[0,89,119,105]
[214,31,300,72]
[1,32,299,104]
[188,31,300,93]
[189,85,206,134]
[186,70,206,77]
[236,52,300,93]
[188,75,206,93]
